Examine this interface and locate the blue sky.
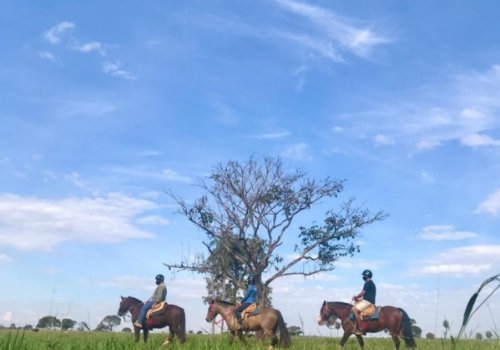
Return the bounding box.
[1,0,500,337]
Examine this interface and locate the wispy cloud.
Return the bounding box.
[73,41,105,55]
[43,21,75,44]
[102,61,137,80]
[275,0,391,60]
[476,188,500,215]
[413,244,500,276]
[41,22,136,80]
[0,253,12,263]
[0,193,156,251]
[281,142,313,160]
[340,65,500,151]
[251,131,291,139]
[419,225,477,240]
[162,168,192,183]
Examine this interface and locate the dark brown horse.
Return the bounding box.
[206,300,291,349]
[117,296,186,345]
[318,301,416,349]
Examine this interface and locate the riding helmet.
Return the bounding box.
[361,270,373,278]
[155,274,165,283]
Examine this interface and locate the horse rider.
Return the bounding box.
[134,274,167,328]
[234,275,257,324]
[352,269,376,335]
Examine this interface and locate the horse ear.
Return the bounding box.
[121,296,124,300]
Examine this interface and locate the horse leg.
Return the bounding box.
[228,330,236,345]
[355,334,365,349]
[391,334,400,350]
[134,327,140,342]
[339,331,352,349]
[161,326,173,346]
[236,329,247,345]
[143,328,149,343]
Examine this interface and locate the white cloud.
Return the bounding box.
[38,51,57,61]
[43,22,75,44]
[420,264,491,275]
[0,193,156,251]
[0,253,12,263]
[73,41,105,55]
[340,65,500,152]
[419,225,477,240]
[162,168,192,183]
[102,61,137,80]
[281,142,313,160]
[136,215,169,226]
[414,245,500,277]
[373,133,394,146]
[252,131,291,139]
[275,0,391,60]
[476,188,500,215]
[461,133,500,147]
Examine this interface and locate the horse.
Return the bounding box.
[117,296,186,345]
[318,301,416,350]
[205,300,291,349]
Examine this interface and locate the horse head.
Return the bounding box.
[317,301,338,327]
[205,299,217,322]
[118,296,142,317]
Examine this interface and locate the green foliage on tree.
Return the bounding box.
[165,157,386,305]
[485,330,493,339]
[95,315,121,332]
[426,332,435,339]
[475,332,483,340]
[287,325,303,336]
[36,316,61,329]
[61,318,77,331]
[412,325,422,338]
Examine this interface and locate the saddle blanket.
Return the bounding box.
[242,303,260,319]
[349,306,380,321]
[146,301,167,319]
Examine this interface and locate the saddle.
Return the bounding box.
[349,305,380,321]
[241,303,260,320]
[146,301,167,319]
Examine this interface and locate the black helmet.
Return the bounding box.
[361,270,373,278]
[247,275,255,284]
[155,274,165,283]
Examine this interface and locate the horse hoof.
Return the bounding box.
[162,340,170,346]
[268,346,273,350]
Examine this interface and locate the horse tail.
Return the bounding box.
[177,307,186,343]
[276,310,292,348]
[399,308,416,348]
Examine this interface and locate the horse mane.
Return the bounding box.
[328,301,351,308]
[127,296,143,304]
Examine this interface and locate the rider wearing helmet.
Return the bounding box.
[234,275,257,325]
[134,274,167,328]
[352,269,376,335]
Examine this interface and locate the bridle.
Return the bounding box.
[207,302,237,325]
[322,302,351,322]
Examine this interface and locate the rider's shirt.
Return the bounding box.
[241,284,257,304]
[363,280,376,304]
[151,282,167,302]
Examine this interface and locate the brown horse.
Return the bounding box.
[117,296,186,345]
[318,301,416,350]
[206,300,291,349]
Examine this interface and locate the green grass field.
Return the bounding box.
[1,331,498,350]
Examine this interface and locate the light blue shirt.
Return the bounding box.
[241,284,257,303]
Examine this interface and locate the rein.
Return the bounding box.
[328,302,352,320]
[210,303,238,326]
